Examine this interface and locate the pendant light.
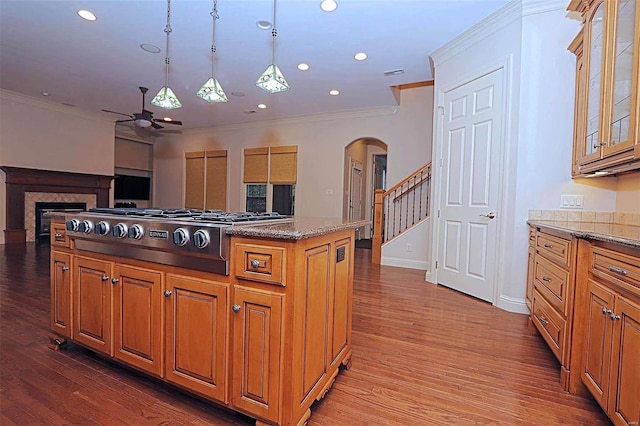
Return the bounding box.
[197,0,228,102]
[256,0,289,93]
[151,0,182,109]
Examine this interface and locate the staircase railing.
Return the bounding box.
[372,162,431,264]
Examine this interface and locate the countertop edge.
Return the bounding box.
[226,218,371,240]
[527,220,640,250]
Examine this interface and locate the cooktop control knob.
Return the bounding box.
[94,221,110,235]
[173,228,189,246]
[128,224,144,240]
[79,220,93,234]
[112,223,128,239]
[66,219,80,232]
[192,229,210,249]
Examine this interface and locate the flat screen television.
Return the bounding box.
[114,175,151,200]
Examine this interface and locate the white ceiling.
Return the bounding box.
[0,0,511,131]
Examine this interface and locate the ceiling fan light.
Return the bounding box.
[135,118,153,128]
[151,86,182,109]
[197,77,229,103]
[256,64,290,93]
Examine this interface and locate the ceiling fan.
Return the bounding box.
[101,86,183,130]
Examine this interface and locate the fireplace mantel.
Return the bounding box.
[1,166,113,244]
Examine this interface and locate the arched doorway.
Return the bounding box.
[343,138,388,245]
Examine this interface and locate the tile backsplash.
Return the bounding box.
[528,210,640,226]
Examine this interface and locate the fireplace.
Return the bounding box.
[35,202,86,241]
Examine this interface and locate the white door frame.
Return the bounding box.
[430,57,514,306]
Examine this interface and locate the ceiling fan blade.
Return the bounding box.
[151,122,163,129]
[102,109,131,117]
[116,119,134,123]
[154,118,182,126]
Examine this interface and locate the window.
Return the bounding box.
[243,146,297,215]
[184,150,228,210]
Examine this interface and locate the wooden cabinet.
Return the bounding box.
[73,255,164,376]
[526,227,536,309]
[165,273,229,403]
[50,251,72,338]
[231,286,282,423]
[526,226,578,389]
[569,0,640,175]
[574,240,640,426]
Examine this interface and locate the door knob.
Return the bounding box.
[164,290,172,297]
[111,277,119,284]
[232,304,241,313]
[479,212,496,219]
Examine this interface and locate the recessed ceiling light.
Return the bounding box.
[297,63,310,71]
[258,104,267,109]
[77,10,97,21]
[256,20,272,30]
[140,43,161,54]
[329,89,340,96]
[231,91,246,97]
[354,52,367,61]
[320,0,338,12]
[40,91,50,97]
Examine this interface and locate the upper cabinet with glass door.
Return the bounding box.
[569,0,640,176]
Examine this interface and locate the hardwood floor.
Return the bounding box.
[1,243,609,425]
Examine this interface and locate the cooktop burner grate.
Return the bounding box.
[88,208,287,222]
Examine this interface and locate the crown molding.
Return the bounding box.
[430,0,522,67]
[522,0,569,16]
[184,105,399,135]
[0,89,113,124]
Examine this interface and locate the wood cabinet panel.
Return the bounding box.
[50,222,69,248]
[113,264,163,377]
[532,288,566,362]
[534,255,570,314]
[608,296,640,426]
[232,286,282,423]
[234,243,286,286]
[165,274,228,403]
[583,279,616,410]
[73,256,112,354]
[329,238,352,367]
[51,251,72,337]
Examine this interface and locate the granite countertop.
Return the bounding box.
[527,219,640,249]
[226,217,370,240]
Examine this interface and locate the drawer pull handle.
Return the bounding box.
[232,304,241,313]
[542,276,552,283]
[54,233,63,238]
[608,266,628,276]
[61,266,70,272]
[543,243,553,248]
[164,290,172,297]
[538,316,549,325]
[101,275,109,282]
[250,259,266,269]
[111,277,119,285]
[610,312,621,321]
[602,307,613,315]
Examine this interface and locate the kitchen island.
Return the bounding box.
[48,211,369,426]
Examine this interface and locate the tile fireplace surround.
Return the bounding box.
[1,166,112,244]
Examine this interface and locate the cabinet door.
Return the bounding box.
[582,279,616,410]
[51,251,72,337]
[580,0,608,165]
[74,256,112,354]
[608,296,640,426]
[329,238,352,367]
[165,274,228,403]
[232,286,282,423]
[113,264,163,377]
[603,0,639,157]
[526,245,535,310]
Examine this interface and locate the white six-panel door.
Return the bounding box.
[436,68,504,303]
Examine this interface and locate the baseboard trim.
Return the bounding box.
[380,257,428,270]
[496,295,529,314]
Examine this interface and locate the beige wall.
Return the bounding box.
[616,173,640,212]
[0,90,116,244]
[154,86,434,219]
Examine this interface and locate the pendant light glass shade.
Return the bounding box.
[256,64,289,93]
[257,0,289,93]
[197,0,228,103]
[197,77,229,102]
[151,86,182,109]
[151,0,181,109]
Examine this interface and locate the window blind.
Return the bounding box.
[205,150,227,210]
[184,151,205,209]
[243,147,269,183]
[269,145,297,184]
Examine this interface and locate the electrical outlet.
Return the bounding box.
[406,243,413,252]
[560,195,584,209]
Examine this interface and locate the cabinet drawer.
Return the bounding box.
[532,289,566,363]
[529,227,536,247]
[536,232,571,268]
[50,222,69,248]
[591,246,640,293]
[234,243,286,286]
[534,255,570,314]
